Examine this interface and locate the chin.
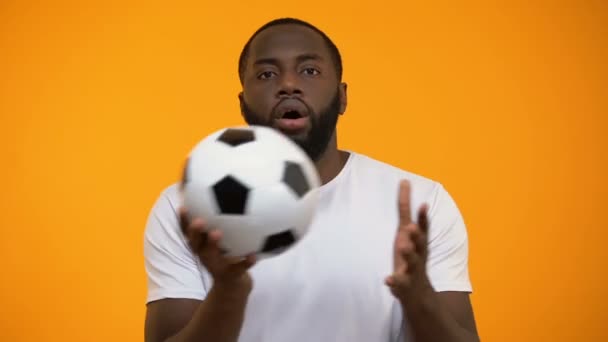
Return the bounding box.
[272,125,309,138]
[283,130,310,142]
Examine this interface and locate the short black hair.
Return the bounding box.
[238,18,343,84]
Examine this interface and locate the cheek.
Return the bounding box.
[244,87,274,110]
[308,87,336,111]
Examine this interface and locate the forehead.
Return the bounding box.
[248,24,331,62]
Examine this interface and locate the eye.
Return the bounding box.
[301,67,320,76]
[257,71,277,80]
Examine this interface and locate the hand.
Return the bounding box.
[179,207,256,291]
[385,180,433,301]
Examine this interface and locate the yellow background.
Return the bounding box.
[1,0,606,341]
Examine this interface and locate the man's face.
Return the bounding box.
[239,24,347,161]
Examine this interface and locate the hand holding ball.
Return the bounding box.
[181,126,320,259]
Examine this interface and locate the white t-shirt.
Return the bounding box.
[144,151,472,342]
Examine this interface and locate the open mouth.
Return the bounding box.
[273,99,310,133]
[275,109,309,132]
[281,110,303,119]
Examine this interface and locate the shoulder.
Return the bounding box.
[144,183,183,240]
[347,152,462,230]
[349,151,442,198]
[150,183,182,216]
[143,183,210,303]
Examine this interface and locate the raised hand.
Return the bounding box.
[385,180,433,301]
[179,207,256,289]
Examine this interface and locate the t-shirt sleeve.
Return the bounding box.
[425,184,472,293]
[143,186,211,303]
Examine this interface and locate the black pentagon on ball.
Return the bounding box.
[261,229,296,254]
[212,175,250,214]
[217,128,255,147]
[282,161,311,198]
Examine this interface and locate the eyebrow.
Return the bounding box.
[253,53,324,66]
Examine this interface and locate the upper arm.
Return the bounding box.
[143,187,211,341]
[145,298,201,342]
[426,184,478,338]
[426,184,472,293]
[436,292,479,338]
[144,186,210,303]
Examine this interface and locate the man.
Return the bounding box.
[144,18,479,342]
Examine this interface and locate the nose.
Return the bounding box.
[277,72,302,97]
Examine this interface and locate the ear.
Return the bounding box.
[338,82,348,115]
[238,91,245,117]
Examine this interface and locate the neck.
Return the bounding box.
[313,132,349,185]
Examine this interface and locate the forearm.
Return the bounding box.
[402,288,478,342]
[166,282,251,342]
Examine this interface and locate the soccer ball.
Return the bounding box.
[181,125,321,258]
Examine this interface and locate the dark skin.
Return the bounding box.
[145,23,479,342]
[388,181,480,342]
[239,24,349,183]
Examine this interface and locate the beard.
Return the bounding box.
[241,90,341,162]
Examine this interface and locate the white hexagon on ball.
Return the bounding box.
[181,125,321,258]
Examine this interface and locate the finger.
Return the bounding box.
[186,219,207,252]
[385,272,410,289]
[180,157,190,191]
[396,225,413,250]
[414,205,430,259]
[227,254,257,274]
[401,246,420,273]
[202,228,222,252]
[399,224,420,270]
[245,253,257,265]
[178,207,189,236]
[409,228,427,257]
[394,227,414,273]
[189,218,206,234]
[417,203,430,235]
[404,222,426,255]
[198,229,224,268]
[395,225,413,251]
[222,250,256,266]
[398,180,412,226]
[203,233,255,277]
[224,255,248,264]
